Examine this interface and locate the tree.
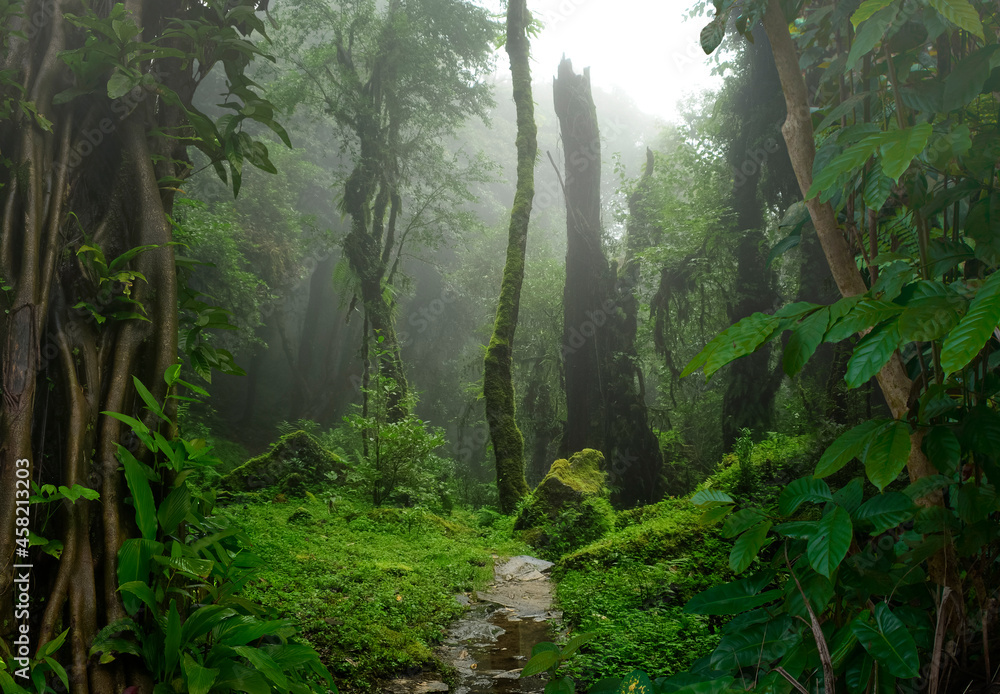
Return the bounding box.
[0,2,287,689]
[270,0,496,421]
[692,0,1000,678]
[483,0,534,514]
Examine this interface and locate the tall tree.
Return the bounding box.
[554,59,608,455]
[271,0,496,421]
[0,1,282,689]
[483,0,534,514]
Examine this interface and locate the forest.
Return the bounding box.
[1,0,1000,692]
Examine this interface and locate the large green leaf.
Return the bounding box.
[700,18,725,55]
[845,320,900,389]
[683,313,782,379]
[722,509,767,539]
[521,650,558,678]
[923,426,961,474]
[710,615,800,670]
[878,124,933,181]
[181,606,238,644]
[851,0,893,26]
[183,654,220,694]
[927,0,985,40]
[783,308,831,376]
[684,572,779,615]
[616,670,655,693]
[825,300,901,343]
[956,483,999,524]
[157,485,191,536]
[133,376,169,423]
[784,571,834,620]
[854,492,915,533]
[851,603,920,678]
[165,600,182,675]
[941,272,1000,375]
[845,4,900,71]
[691,490,735,508]
[808,135,881,199]
[233,646,289,690]
[118,446,157,542]
[833,477,865,516]
[863,420,911,491]
[729,521,772,573]
[778,477,832,515]
[815,420,889,478]
[806,506,852,578]
[897,295,961,342]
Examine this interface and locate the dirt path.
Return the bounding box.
[385,555,560,693]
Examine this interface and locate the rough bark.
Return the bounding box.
[0,3,259,690]
[761,0,959,600]
[483,0,534,514]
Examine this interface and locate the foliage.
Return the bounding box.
[518,632,597,694]
[92,373,333,693]
[220,497,527,691]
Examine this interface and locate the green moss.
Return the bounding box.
[220,430,346,495]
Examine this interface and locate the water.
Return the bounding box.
[443,602,553,694]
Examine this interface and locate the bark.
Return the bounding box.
[0,3,256,690]
[553,58,609,456]
[483,0,534,514]
[761,0,960,604]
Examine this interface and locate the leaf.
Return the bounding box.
[521,650,559,678]
[806,506,852,578]
[956,483,999,524]
[157,485,191,536]
[851,603,920,678]
[863,420,911,491]
[545,676,575,694]
[833,477,865,516]
[165,603,183,675]
[927,0,985,40]
[683,313,781,379]
[943,46,1000,110]
[152,555,214,578]
[845,4,900,71]
[766,231,802,268]
[897,296,962,342]
[133,376,168,423]
[825,299,901,343]
[183,654,220,694]
[616,670,655,693]
[107,70,139,99]
[729,521,772,573]
[784,571,834,620]
[119,446,157,541]
[700,18,725,55]
[845,320,900,389]
[778,477,833,515]
[668,677,736,694]
[854,492,915,533]
[232,646,289,690]
[878,124,933,181]
[863,161,893,211]
[722,509,767,538]
[851,0,893,27]
[685,572,779,615]
[941,272,1000,375]
[775,520,818,539]
[815,420,889,478]
[783,307,831,376]
[561,631,597,658]
[923,426,961,474]
[710,614,800,669]
[691,489,735,509]
[181,606,238,644]
[926,238,974,279]
[118,581,157,614]
[699,505,734,526]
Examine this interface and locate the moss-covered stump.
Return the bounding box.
[514,449,614,558]
[219,430,346,495]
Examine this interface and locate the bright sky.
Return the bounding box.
[521,0,723,122]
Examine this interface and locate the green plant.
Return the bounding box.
[91,371,334,693]
[733,427,755,496]
[519,633,597,693]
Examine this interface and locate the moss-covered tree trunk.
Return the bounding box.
[553,58,609,456]
[483,0,534,514]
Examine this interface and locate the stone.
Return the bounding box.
[219,430,346,495]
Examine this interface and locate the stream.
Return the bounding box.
[386,556,559,693]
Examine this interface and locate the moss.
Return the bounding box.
[220,430,346,495]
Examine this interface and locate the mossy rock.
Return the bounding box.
[219,430,346,495]
[514,449,613,558]
[515,448,608,531]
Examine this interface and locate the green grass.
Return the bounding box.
[219,495,527,692]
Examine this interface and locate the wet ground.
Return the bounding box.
[385,556,559,693]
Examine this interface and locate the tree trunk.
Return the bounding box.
[483,0,534,514]
[554,58,609,456]
[761,0,960,605]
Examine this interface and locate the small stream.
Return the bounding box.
[386,556,557,694]
[441,602,552,693]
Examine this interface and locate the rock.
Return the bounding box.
[287,507,313,524]
[219,430,346,496]
[415,682,449,692]
[494,555,554,578]
[513,449,614,554]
